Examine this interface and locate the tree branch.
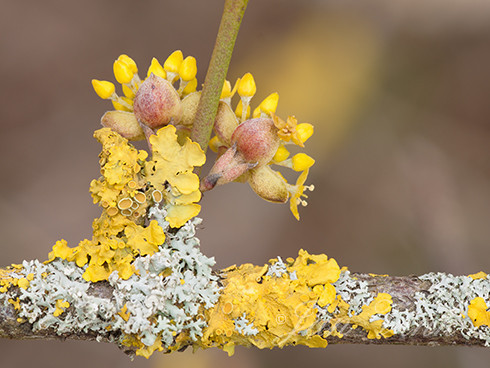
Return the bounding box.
[1,252,488,358]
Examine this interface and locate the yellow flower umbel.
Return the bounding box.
[204,73,315,220]
[92,52,198,141]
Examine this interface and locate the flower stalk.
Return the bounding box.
[190,0,249,153]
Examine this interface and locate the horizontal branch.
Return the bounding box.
[1,236,489,358]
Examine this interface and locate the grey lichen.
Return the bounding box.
[0,205,221,350]
[383,272,490,345]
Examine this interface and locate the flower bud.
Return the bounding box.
[100,110,145,141]
[147,57,166,79]
[133,73,183,129]
[200,143,256,192]
[92,80,115,99]
[248,165,288,203]
[113,59,134,85]
[180,91,200,127]
[164,50,183,74]
[237,73,256,97]
[231,118,280,166]
[179,56,197,82]
[214,101,238,146]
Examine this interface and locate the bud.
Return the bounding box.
[179,56,197,82]
[180,91,201,127]
[92,80,115,99]
[117,54,138,73]
[200,143,256,192]
[214,101,238,146]
[164,50,183,73]
[237,73,256,97]
[147,57,166,79]
[113,59,134,84]
[133,73,183,129]
[248,165,288,203]
[231,118,280,166]
[100,111,145,141]
[201,118,280,192]
[258,92,279,115]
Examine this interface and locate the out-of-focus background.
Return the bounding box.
[1,0,490,367]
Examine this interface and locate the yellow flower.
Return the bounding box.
[205,72,316,220]
[272,114,304,147]
[286,169,315,221]
[91,52,199,140]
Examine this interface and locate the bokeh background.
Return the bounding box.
[1,0,490,367]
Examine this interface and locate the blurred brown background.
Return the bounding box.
[1,0,490,367]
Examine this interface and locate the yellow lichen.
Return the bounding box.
[8,297,20,310]
[325,293,394,340]
[146,125,205,227]
[468,271,487,280]
[468,297,490,328]
[118,304,130,322]
[201,250,341,354]
[53,299,70,317]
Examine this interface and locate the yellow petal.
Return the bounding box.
[179,56,197,81]
[237,73,256,97]
[113,59,134,84]
[259,92,279,114]
[92,79,115,99]
[291,153,315,171]
[117,54,138,73]
[147,57,166,79]
[272,145,290,162]
[297,123,314,144]
[164,50,184,73]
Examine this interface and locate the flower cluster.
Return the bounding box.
[92,51,198,141]
[92,52,316,220]
[202,73,315,220]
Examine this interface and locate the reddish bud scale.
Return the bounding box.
[133,74,183,130]
[231,118,280,166]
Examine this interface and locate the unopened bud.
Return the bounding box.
[147,57,166,79]
[200,143,256,191]
[237,73,256,97]
[180,91,201,127]
[133,73,183,129]
[179,56,197,81]
[100,111,145,141]
[231,118,280,166]
[248,165,288,203]
[214,101,238,146]
[92,80,115,99]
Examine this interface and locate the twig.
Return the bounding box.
[190,0,249,152]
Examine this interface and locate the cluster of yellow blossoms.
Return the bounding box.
[92,51,316,220]
[209,73,315,219]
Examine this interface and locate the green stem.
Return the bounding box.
[190,0,249,153]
